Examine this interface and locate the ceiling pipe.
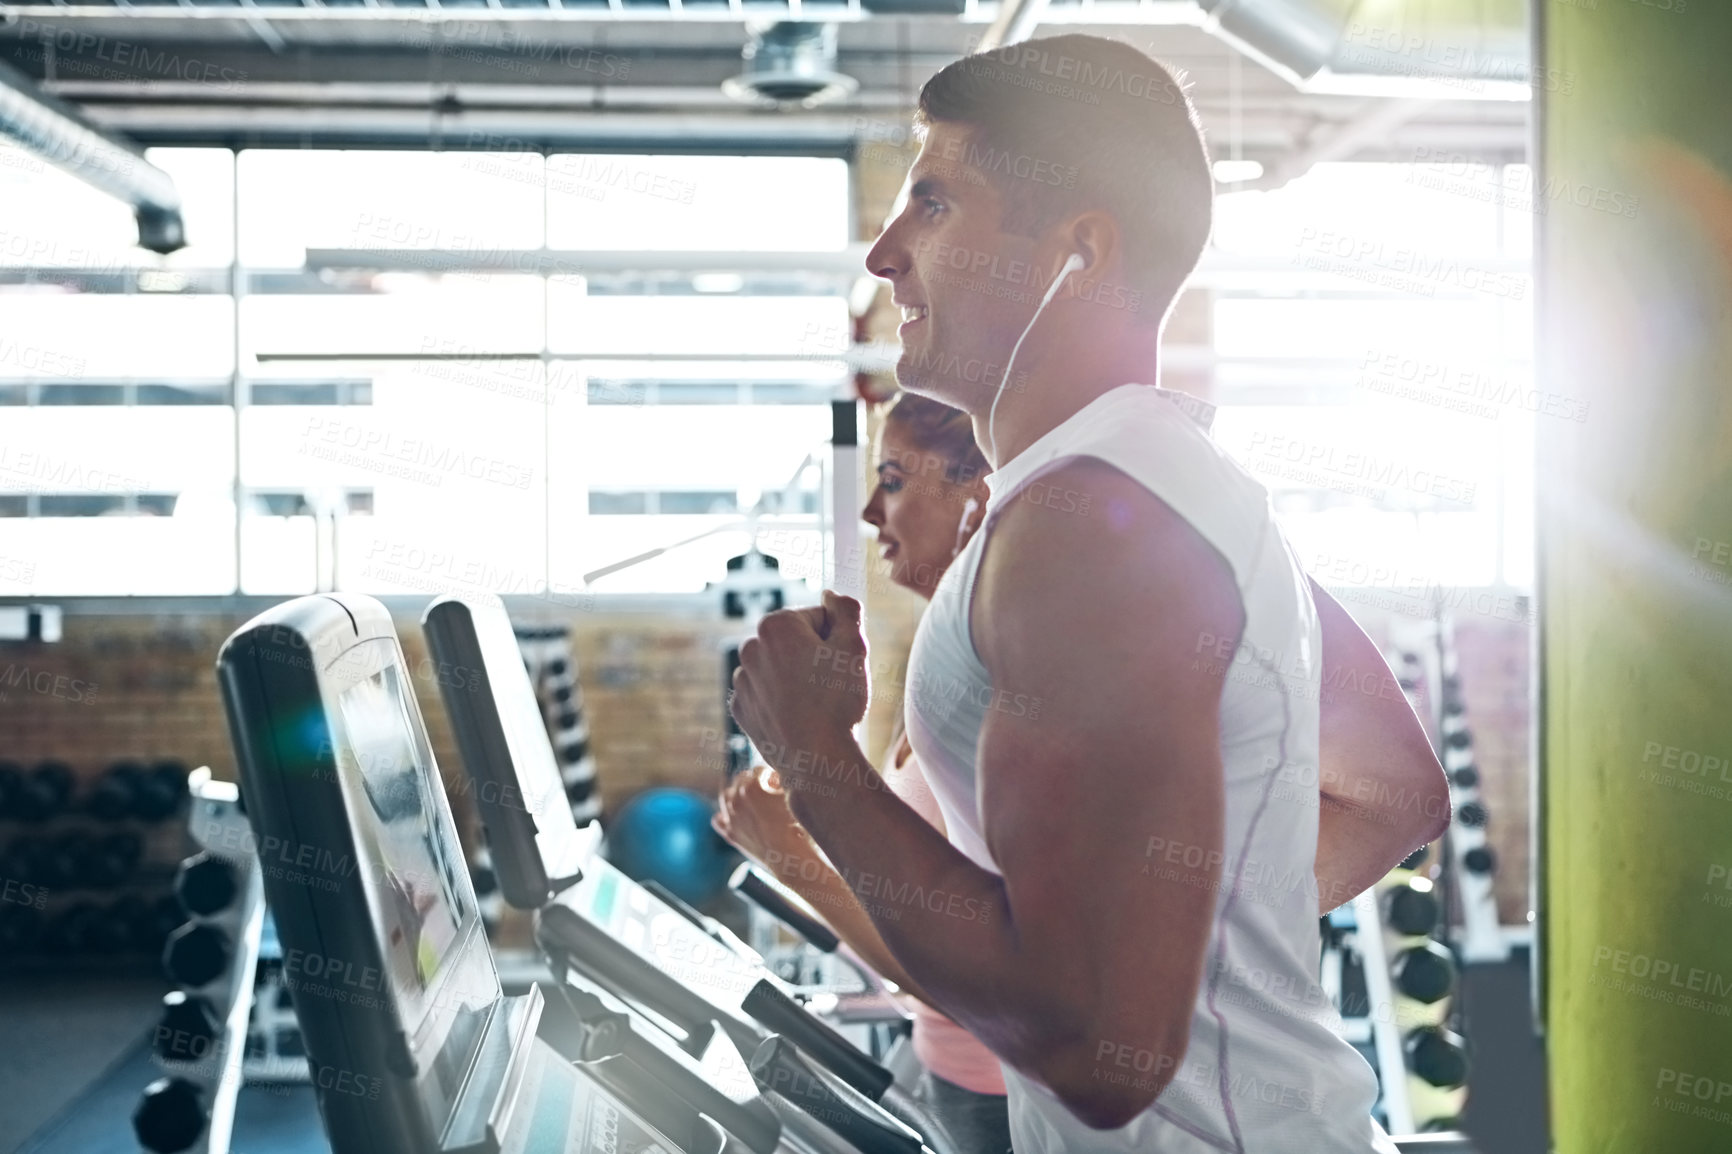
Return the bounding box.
[1197,0,1529,97]
[974,0,1055,53]
[0,59,185,253]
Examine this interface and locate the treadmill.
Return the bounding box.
[422,595,958,1154]
[216,593,733,1154]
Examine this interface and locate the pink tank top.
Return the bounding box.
[881,735,1008,1097]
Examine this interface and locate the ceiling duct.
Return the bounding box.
[1199,0,1530,98]
[0,60,185,253]
[723,23,859,110]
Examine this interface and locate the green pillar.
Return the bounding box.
[1539,2,1732,1151]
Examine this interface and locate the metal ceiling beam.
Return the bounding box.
[0,58,184,252]
[1245,96,1436,190]
[303,247,874,276]
[974,0,1054,52]
[78,105,869,153]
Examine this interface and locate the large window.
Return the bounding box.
[2,148,1534,601]
[1207,162,1536,594]
[0,144,850,597]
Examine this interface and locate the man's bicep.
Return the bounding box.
[972,462,1245,1040]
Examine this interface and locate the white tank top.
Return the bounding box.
[904,384,1399,1154]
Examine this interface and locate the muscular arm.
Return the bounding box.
[1311,578,1452,911]
[736,460,1240,1129]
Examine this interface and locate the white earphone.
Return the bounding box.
[952,495,982,557]
[987,252,1085,463]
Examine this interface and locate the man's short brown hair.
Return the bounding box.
[915,33,1214,320]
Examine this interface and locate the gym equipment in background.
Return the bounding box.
[1389,609,1507,965]
[1383,605,1502,1128]
[136,768,265,1154]
[579,445,832,784]
[606,786,739,909]
[1321,609,1485,1136]
[514,623,601,827]
[0,757,190,966]
[9,762,74,823]
[85,761,190,824]
[240,911,311,1083]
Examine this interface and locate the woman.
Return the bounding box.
[713,391,1011,1154]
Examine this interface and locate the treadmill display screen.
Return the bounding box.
[338,664,470,1001]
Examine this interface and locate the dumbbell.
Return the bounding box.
[163,922,233,988]
[134,1077,207,1153]
[44,901,130,954]
[154,991,223,1065]
[175,853,239,917]
[0,761,22,818]
[1392,940,1457,1005]
[86,762,146,821]
[1463,846,1497,876]
[1406,1026,1470,1088]
[0,836,48,884]
[41,833,90,889]
[1456,801,1488,829]
[85,832,144,889]
[135,762,190,823]
[1449,764,1478,789]
[132,894,188,954]
[13,763,74,823]
[35,832,137,890]
[1384,881,1440,938]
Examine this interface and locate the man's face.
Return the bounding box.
[864,122,1055,412]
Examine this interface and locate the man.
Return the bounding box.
[728,34,1449,1153]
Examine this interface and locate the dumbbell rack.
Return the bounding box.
[1389,611,1507,964]
[514,625,601,827]
[1320,623,1488,1136]
[0,760,190,966]
[1331,887,1416,1133]
[136,768,265,1154]
[241,914,311,1084]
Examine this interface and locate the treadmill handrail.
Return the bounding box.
[536,904,718,1058]
[750,1036,925,1154]
[731,864,841,954]
[546,985,783,1154]
[741,980,894,1103]
[643,879,761,962]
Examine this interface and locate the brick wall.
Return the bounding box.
[0,605,742,816]
[0,583,1534,931]
[0,602,742,955]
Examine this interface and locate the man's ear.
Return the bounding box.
[1066,210,1122,283]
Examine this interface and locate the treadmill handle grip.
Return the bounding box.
[535,908,717,1058]
[741,979,893,1103]
[749,1036,924,1154]
[731,864,840,954]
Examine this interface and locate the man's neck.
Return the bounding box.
[980,340,1161,467]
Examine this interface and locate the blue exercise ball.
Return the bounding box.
[605,787,738,907]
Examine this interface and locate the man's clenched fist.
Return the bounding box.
[729,591,870,788]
